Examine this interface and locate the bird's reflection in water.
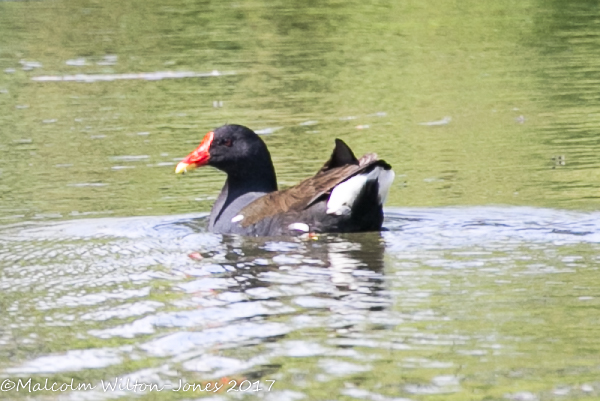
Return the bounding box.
[323,233,388,313]
[206,232,390,314]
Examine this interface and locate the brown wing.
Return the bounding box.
[238,139,389,227]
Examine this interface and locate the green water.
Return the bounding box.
[1,0,599,221]
[2,1,600,400]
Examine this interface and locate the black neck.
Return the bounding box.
[226,162,278,195]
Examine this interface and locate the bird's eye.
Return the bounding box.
[223,139,233,147]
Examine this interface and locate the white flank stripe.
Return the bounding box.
[288,223,310,232]
[231,214,244,223]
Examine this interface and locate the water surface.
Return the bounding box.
[2,0,600,400]
[2,208,600,400]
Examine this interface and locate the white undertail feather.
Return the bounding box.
[326,167,395,216]
[326,174,369,215]
[377,169,395,204]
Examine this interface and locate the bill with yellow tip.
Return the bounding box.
[175,131,214,174]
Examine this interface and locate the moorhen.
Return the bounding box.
[175,124,394,236]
